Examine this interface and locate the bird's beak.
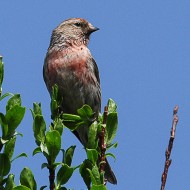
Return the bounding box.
[91,27,99,32]
[89,24,99,34]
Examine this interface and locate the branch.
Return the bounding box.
[49,169,55,190]
[48,161,55,190]
[160,105,179,190]
[99,106,108,175]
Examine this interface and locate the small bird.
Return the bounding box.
[43,18,117,184]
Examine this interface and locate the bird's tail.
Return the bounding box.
[73,127,117,184]
[104,158,117,184]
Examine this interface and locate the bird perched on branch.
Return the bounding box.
[43,18,117,184]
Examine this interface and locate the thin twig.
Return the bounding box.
[100,106,108,174]
[48,161,55,190]
[160,105,179,190]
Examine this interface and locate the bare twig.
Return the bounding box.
[160,105,179,190]
[99,106,108,175]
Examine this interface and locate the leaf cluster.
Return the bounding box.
[30,86,77,189]
[0,56,119,190]
[0,57,32,189]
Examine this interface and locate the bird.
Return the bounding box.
[43,18,117,184]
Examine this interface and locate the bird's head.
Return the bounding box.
[52,18,99,47]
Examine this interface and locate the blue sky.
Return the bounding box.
[1,1,190,189]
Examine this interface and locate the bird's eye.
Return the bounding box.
[74,22,81,27]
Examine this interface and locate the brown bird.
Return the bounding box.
[43,18,117,184]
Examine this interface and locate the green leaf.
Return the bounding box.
[87,122,98,149]
[60,149,65,163]
[45,130,61,163]
[40,186,47,190]
[107,99,117,113]
[100,171,105,185]
[4,137,16,160]
[5,105,25,137]
[107,142,118,149]
[41,163,49,169]
[30,103,42,119]
[87,169,97,185]
[42,162,61,170]
[77,105,94,122]
[64,145,76,166]
[50,99,58,120]
[0,113,8,138]
[53,162,62,169]
[13,185,31,190]
[33,115,46,146]
[51,84,62,104]
[40,143,48,157]
[56,164,74,186]
[86,149,98,165]
[89,165,101,185]
[32,147,42,156]
[90,184,107,190]
[20,167,37,190]
[105,153,116,161]
[53,118,64,135]
[11,153,27,162]
[79,159,93,189]
[62,113,81,122]
[5,174,16,190]
[62,113,83,131]
[58,187,67,190]
[106,112,118,144]
[0,153,11,177]
[51,84,62,119]
[0,93,13,102]
[6,94,21,112]
[0,138,8,145]
[15,132,23,137]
